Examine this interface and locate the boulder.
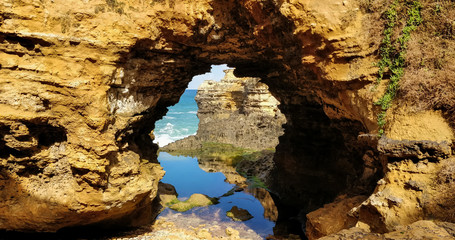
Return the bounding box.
[168,194,218,212]
[226,206,253,222]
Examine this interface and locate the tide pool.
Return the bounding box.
[157,152,276,238]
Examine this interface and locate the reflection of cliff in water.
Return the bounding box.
[197,156,247,187]
[156,152,276,238]
[197,156,278,222]
[159,67,301,237]
[245,188,278,222]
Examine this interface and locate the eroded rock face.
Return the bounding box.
[195,69,286,150]
[306,195,367,240]
[319,220,455,240]
[0,0,454,234]
[162,68,286,151]
[356,157,455,233]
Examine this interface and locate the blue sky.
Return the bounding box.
[187,64,232,89]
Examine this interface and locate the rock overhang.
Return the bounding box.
[0,0,454,235]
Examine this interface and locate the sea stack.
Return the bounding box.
[162,69,286,152]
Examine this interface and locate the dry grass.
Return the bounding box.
[397,0,455,128]
[438,158,455,184]
[359,0,455,129]
[358,0,391,13]
[428,158,455,222]
[359,0,391,41]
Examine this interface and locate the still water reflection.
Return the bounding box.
[157,152,276,238]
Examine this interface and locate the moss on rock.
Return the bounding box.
[168,193,219,212]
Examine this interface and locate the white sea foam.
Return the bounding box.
[154,122,196,147]
[153,90,199,147]
[155,123,174,135]
[154,133,195,147]
[154,134,174,147]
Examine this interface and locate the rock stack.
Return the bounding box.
[162,69,286,152]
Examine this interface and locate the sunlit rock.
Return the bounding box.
[0,0,453,234]
[168,193,218,212]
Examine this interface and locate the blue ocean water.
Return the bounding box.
[153,90,199,147]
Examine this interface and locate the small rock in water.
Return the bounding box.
[169,193,217,212]
[158,183,179,206]
[226,206,253,221]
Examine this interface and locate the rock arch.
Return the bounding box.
[0,0,378,231]
[2,0,452,234]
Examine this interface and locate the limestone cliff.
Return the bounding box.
[0,0,454,237]
[162,68,286,152]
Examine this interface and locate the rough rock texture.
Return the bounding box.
[356,157,455,233]
[157,182,178,207]
[162,69,286,151]
[319,220,455,240]
[306,195,367,240]
[236,150,275,185]
[0,0,454,235]
[377,137,452,161]
[307,154,455,239]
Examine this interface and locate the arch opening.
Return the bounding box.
[153,64,231,147]
[0,0,389,237]
[153,64,289,238]
[143,57,377,239]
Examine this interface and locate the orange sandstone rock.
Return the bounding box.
[0,0,453,234]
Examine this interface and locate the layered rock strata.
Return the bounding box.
[0,0,454,237]
[162,68,286,151]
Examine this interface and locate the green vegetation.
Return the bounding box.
[375,0,399,86]
[166,198,180,206]
[375,0,422,135]
[246,175,268,189]
[167,194,219,212]
[236,169,269,190]
[163,141,273,166]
